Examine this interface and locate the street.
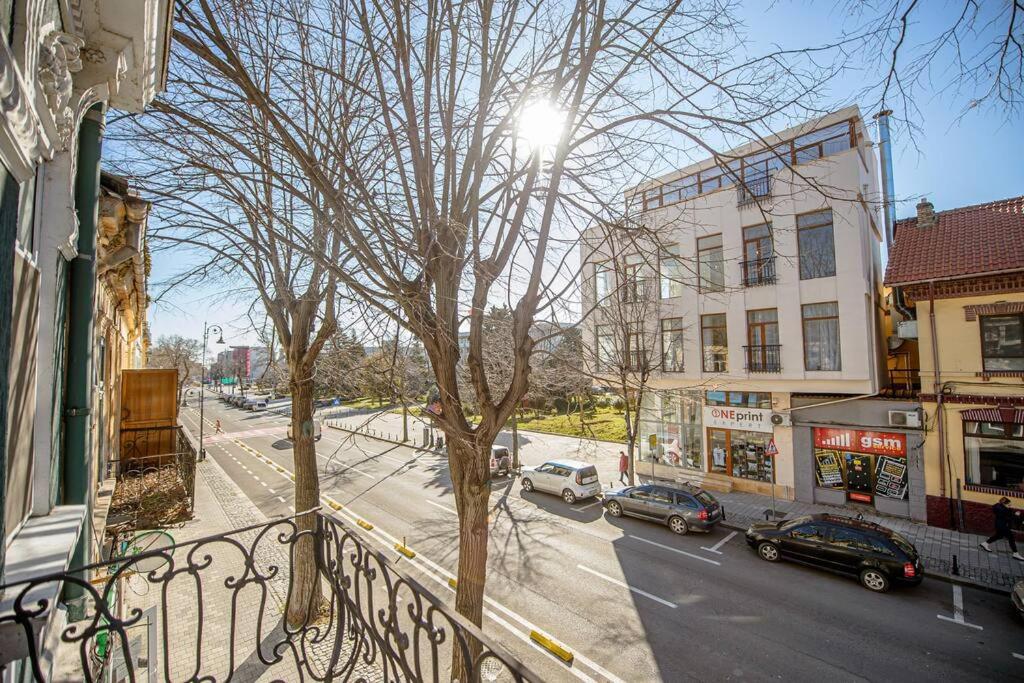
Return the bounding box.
[183,398,1024,682]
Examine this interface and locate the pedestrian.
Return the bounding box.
[618,450,629,485]
[980,496,1023,561]
[215,419,223,434]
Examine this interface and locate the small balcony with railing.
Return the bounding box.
[740,256,776,287]
[736,175,773,207]
[744,344,782,373]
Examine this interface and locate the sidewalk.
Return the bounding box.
[330,408,1023,593]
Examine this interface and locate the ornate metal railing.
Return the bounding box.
[110,425,198,516]
[743,344,782,373]
[0,510,535,682]
[740,256,776,287]
[736,175,772,207]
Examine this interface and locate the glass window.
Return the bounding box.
[596,325,615,371]
[742,223,774,286]
[626,322,646,370]
[790,524,827,541]
[705,391,771,409]
[828,527,872,551]
[964,421,1024,491]
[798,210,836,280]
[802,302,841,371]
[650,489,674,504]
[697,234,724,292]
[595,263,613,302]
[700,313,728,372]
[659,244,684,299]
[638,391,703,470]
[661,318,684,372]
[746,309,780,371]
[623,253,644,303]
[980,314,1024,372]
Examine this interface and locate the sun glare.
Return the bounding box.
[517,100,566,153]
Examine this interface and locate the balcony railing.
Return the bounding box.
[744,344,782,373]
[737,176,772,207]
[740,256,776,287]
[0,510,535,682]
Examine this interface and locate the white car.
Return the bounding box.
[520,459,601,504]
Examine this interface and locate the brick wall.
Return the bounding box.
[927,495,1024,539]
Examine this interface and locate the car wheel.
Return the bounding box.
[859,568,890,593]
[562,489,577,504]
[606,501,623,517]
[521,478,534,492]
[668,516,688,535]
[757,541,780,562]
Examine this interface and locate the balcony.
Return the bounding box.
[740,256,776,287]
[0,510,534,681]
[744,344,782,373]
[736,176,772,207]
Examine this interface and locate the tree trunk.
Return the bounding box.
[402,402,409,442]
[448,434,490,681]
[511,409,519,471]
[286,371,322,627]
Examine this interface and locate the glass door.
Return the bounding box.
[844,453,874,504]
[709,428,729,474]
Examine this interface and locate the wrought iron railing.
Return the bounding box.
[110,425,198,516]
[743,344,782,373]
[0,510,535,682]
[740,256,776,287]
[737,176,772,207]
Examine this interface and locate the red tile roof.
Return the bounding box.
[884,195,1024,285]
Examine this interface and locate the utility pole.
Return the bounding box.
[199,322,225,460]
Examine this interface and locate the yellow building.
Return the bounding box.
[885,196,1024,534]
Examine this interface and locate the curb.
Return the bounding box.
[325,422,446,455]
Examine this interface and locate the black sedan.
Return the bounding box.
[746,513,922,593]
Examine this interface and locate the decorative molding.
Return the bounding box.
[921,393,1024,406]
[906,272,1024,301]
[0,37,48,181]
[964,300,1024,321]
[38,31,85,150]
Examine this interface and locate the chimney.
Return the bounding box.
[916,197,935,228]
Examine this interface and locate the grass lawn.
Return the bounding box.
[512,407,626,443]
[341,396,396,410]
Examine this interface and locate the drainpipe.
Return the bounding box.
[63,104,105,578]
[874,110,914,320]
[927,281,952,526]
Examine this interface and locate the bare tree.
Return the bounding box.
[148,334,202,406]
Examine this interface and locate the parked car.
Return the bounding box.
[287,419,322,442]
[745,513,922,593]
[490,446,511,478]
[602,483,723,535]
[520,459,600,503]
[1013,579,1024,620]
[250,399,269,411]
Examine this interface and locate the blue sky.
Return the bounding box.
[145,1,1024,348]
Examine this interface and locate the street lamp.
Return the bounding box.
[198,322,225,461]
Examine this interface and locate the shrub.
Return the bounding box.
[611,396,625,410]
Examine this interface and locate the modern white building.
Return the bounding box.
[583,106,899,504]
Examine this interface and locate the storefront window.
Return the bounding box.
[705,391,772,409]
[709,428,773,482]
[964,420,1024,492]
[638,391,703,470]
[812,428,909,504]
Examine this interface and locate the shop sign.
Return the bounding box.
[702,406,774,433]
[874,455,909,500]
[814,451,844,488]
[813,428,906,457]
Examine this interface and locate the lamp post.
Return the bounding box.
[198,322,225,461]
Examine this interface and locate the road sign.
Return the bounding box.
[765,438,779,456]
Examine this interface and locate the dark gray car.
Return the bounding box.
[602,483,724,534]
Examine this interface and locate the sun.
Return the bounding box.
[517,100,566,153]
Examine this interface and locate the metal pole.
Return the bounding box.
[199,323,208,461]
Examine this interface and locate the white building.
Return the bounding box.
[582,106,891,502]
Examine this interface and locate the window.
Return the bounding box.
[596,325,615,371]
[705,391,772,409]
[964,420,1024,491]
[828,527,873,552]
[798,210,836,279]
[697,234,724,292]
[659,244,684,299]
[626,322,646,370]
[980,314,1024,372]
[700,313,728,372]
[789,524,827,542]
[746,309,780,372]
[630,488,653,501]
[741,223,774,286]
[661,318,684,372]
[595,263,612,303]
[802,302,841,371]
[649,489,674,504]
[623,253,644,303]
[793,122,852,163]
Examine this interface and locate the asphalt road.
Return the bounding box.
[182,396,1024,682]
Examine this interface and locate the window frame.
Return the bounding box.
[963,419,1024,491]
[697,233,725,293]
[659,244,684,299]
[801,301,841,371]
[979,313,1024,372]
[660,317,685,372]
[700,313,728,373]
[796,209,837,280]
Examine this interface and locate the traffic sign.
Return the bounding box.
[765,438,779,456]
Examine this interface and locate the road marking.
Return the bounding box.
[260,482,269,488]
[576,564,677,609]
[628,534,722,566]
[252,475,260,482]
[424,499,456,515]
[936,584,983,630]
[701,531,738,555]
[276,496,287,504]
[1013,652,1024,661]
[570,500,601,513]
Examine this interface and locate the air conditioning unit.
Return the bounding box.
[888,410,921,428]
[770,412,791,427]
[896,320,918,339]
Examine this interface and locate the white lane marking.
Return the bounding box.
[252,475,261,482]
[424,499,456,515]
[629,534,722,566]
[1013,652,1024,661]
[701,530,738,555]
[936,584,983,630]
[570,500,601,513]
[576,564,677,609]
[260,482,269,488]
[276,496,287,504]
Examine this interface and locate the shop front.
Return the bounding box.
[638,391,703,477]
[702,391,781,495]
[811,427,911,516]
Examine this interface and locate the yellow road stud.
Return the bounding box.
[530,630,573,663]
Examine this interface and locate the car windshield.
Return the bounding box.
[780,515,813,530]
[694,491,716,506]
[890,532,916,557]
[579,466,598,479]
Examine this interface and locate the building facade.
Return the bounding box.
[582,107,926,516]
[885,196,1024,534]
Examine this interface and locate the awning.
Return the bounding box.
[960,406,1024,424]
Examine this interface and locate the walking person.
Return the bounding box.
[215,419,223,435]
[980,496,1023,561]
[618,450,629,485]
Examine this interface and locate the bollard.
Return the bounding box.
[951,554,960,576]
